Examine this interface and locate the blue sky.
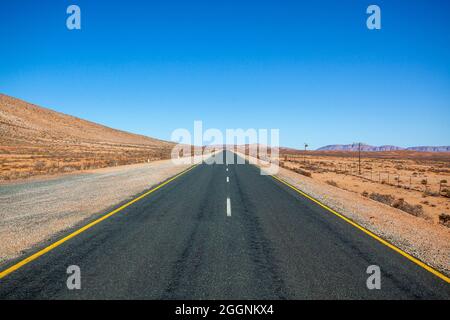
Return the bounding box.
[1,0,449,149]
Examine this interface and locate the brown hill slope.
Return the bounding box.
[0,94,175,181]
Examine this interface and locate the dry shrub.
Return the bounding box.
[441,188,450,198]
[34,161,46,171]
[422,189,439,197]
[369,192,395,206]
[392,199,424,217]
[369,192,427,218]
[62,166,76,172]
[439,213,450,228]
[326,180,338,187]
[279,162,312,177]
[292,168,312,177]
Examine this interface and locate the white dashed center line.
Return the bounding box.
[226,197,231,216]
[226,176,229,183]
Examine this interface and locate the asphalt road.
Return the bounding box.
[0,151,449,299]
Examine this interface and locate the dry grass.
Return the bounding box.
[279,150,450,225]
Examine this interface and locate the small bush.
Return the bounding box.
[439,213,450,228]
[368,192,426,218]
[62,166,76,172]
[423,189,439,197]
[392,199,424,217]
[369,193,395,206]
[326,180,338,187]
[361,191,369,197]
[442,188,450,198]
[292,168,312,177]
[34,161,46,171]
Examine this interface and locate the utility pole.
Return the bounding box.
[353,142,362,175]
[304,143,308,164]
[358,142,361,175]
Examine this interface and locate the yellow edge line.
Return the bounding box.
[271,174,450,284]
[0,164,198,280]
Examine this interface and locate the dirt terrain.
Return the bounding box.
[279,150,450,227]
[0,94,175,181]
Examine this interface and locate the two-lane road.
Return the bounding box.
[0,151,449,299]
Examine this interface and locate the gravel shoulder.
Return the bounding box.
[0,159,193,265]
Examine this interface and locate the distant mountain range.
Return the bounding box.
[316,144,450,152]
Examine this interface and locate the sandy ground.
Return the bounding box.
[240,152,450,276]
[279,153,450,224]
[0,159,193,264]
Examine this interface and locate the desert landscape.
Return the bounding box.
[0,94,175,182]
[1,93,449,277]
[278,150,450,228]
[3,0,450,302]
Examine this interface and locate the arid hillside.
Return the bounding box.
[0,94,175,181]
